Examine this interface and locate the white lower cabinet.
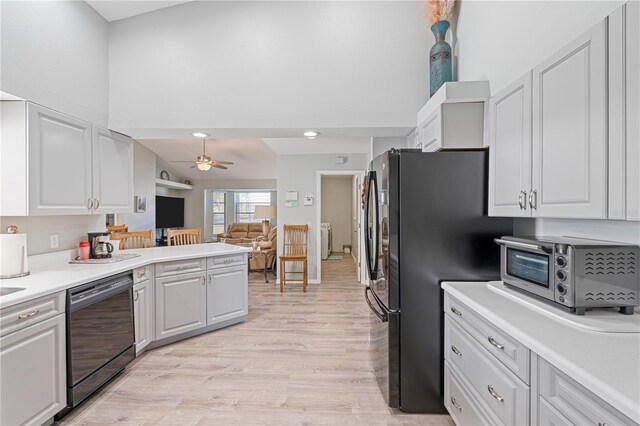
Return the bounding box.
[0,314,66,426]
[133,278,154,354]
[207,265,248,325]
[444,292,639,426]
[155,271,207,340]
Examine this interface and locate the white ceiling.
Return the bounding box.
[139,138,277,180]
[86,1,191,22]
[262,138,370,155]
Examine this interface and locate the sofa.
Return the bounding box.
[250,227,277,271]
[216,223,264,243]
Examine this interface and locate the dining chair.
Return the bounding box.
[168,228,202,246]
[279,224,308,293]
[111,230,154,249]
[107,224,128,234]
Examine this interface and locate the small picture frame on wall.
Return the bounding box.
[135,196,146,213]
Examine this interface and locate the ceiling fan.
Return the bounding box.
[172,139,234,171]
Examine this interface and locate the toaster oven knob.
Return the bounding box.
[557,284,567,295]
[556,270,567,281]
[556,256,567,267]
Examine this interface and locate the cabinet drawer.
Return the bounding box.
[133,265,151,284]
[0,291,65,337]
[539,397,571,425]
[445,293,530,383]
[445,361,492,426]
[155,258,206,278]
[207,254,246,270]
[538,357,635,425]
[445,316,529,425]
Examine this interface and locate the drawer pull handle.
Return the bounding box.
[18,309,40,320]
[134,290,139,302]
[488,336,504,350]
[451,345,462,357]
[137,272,146,278]
[487,385,504,402]
[450,396,462,411]
[598,423,609,426]
[450,307,462,316]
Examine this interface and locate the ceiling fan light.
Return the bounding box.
[192,132,211,138]
[197,162,212,171]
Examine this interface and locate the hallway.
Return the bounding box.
[60,257,452,425]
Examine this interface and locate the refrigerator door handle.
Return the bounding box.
[365,286,388,322]
[364,171,380,281]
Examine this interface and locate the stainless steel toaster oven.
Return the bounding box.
[495,236,639,315]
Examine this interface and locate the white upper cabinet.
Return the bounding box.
[531,21,607,218]
[609,1,640,221]
[489,72,532,217]
[28,103,93,215]
[0,101,134,216]
[92,127,134,213]
[416,81,489,152]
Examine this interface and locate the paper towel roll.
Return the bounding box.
[0,233,29,278]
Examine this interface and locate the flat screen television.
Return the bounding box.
[156,196,185,229]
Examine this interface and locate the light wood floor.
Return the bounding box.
[59,258,453,425]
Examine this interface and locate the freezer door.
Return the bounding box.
[365,280,400,408]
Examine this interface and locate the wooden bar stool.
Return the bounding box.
[111,230,154,249]
[168,228,202,246]
[279,224,308,293]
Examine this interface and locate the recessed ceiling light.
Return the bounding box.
[303,131,320,138]
[192,132,211,138]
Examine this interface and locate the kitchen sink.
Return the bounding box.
[0,287,26,297]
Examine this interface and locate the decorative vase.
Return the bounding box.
[429,20,452,96]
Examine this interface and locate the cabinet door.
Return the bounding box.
[0,314,66,426]
[133,280,154,354]
[532,21,607,218]
[489,72,533,217]
[92,126,134,213]
[207,266,248,325]
[155,272,207,340]
[420,108,442,152]
[28,103,92,215]
[626,1,640,221]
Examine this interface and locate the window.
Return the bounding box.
[212,191,226,234]
[234,192,271,223]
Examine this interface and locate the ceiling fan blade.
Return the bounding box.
[211,160,234,165]
[190,164,197,169]
[172,160,196,163]
[212,164,228,170]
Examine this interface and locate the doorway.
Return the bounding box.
[317,170,366,284]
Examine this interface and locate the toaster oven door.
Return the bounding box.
[496,239,556,300]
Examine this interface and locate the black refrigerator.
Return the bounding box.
[363,149,513,413]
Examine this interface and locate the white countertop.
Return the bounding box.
[442,281,640,424]
[0,243,251,309]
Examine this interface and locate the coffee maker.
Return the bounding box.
[87,232,114,259]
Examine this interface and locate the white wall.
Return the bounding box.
[0,0,109,126]
[456,0,625,95]
[321,177,353,252]
[120,142,156,232]
[107,1,430,133]
[371,137,408,160]
[277,154,367,282]
[457,0,638,243]
[0,215,105,255]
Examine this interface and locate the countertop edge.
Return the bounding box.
[441,281,640,424]
[0,245,251,309]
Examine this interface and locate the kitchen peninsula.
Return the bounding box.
[0,243,250,425]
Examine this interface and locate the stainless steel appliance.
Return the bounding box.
[60,271,135,416]
[495,236,640,315]
[364,149,513,412]
[87,232,113,259]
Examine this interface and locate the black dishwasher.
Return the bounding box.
[62,271,135,413]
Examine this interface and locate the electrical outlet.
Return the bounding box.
[50,234,59,249]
